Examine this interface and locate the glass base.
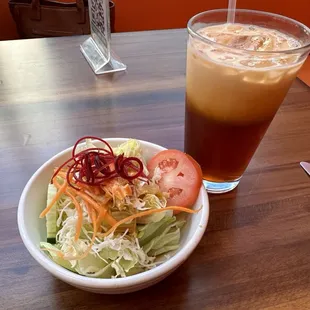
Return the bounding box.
[203,178,240,194]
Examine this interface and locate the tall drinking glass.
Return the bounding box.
[185,9,310,194]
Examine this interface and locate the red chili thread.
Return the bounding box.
[52,136,146,189]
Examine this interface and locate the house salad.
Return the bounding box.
[40,136,202,278]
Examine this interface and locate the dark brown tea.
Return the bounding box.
[185,99,272,182]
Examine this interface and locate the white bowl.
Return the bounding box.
[17,138,209,294]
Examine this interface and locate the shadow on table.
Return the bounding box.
[49,260,194,310]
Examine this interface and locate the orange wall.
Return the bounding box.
[0,1,309,40]
[114,0,310,32]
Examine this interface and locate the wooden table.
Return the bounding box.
[1,29,310,310]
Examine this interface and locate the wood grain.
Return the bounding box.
[1,29,310,310]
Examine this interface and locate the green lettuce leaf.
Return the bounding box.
[138,216,175,246]
[138,216,185,256]
[99,248,119,261]
[41,242,115,278]
[75,254,115,278]
[149,244,180,256]
[114,139,143,158]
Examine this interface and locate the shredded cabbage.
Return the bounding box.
[114,139,143,158]
[41,214,184,278]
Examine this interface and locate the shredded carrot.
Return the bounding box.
[54,167,67,174]
[39,180,68,218]
[100,185,112,198]
[57,170,102,196]
[54,167,62,173]
[66,187,99,211]
[84,201,95,221]
[93,187,101,195]
[48,171,116,227]
[86,202,98,230]
[113,184,133,200]
[53,179,83,241]
[96,207,107,231]
[104,206,202,237]
[81,188,111,205]
[56,171,109,203]
[84,201,103,233]
[123,184,132,196]
[67,187,117,226]
[74,182,101,196]
[106,181,133,200]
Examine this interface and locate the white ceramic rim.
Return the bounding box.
[17,138,209,289]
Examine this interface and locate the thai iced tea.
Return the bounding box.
[185,22,306,189]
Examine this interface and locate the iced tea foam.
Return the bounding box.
[186,24,303,124]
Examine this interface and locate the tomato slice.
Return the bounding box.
[147,149,202,208]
